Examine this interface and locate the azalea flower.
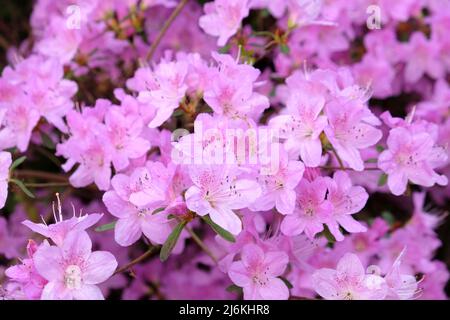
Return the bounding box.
[228,243,289,300]
[33,230,117,300]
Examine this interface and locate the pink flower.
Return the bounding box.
[199,0,250,46]
[0,151,11,209]
[384,249,419,300]
[22,195,103,247]
[185,165,261,235]
[404,32,444,83]
[281,176,332,239]
[103,164,180,247]
[325,171,368,241]
[325,99,382,171]
[33,230,117,300]
[135,59,188,128]
[378,127,448,195]
[0,92,40,152]
[269,82,327,167]
[104,107,151,171]
[5,240,48,300]
[250,149,305,214]
[312,253,387,300]
[228,243,289,300]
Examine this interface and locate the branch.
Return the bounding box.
[145,0,189,61]
[114,246,160,275]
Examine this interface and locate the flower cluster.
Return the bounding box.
[0,0,449,300]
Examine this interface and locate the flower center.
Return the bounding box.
[64,265,83,290]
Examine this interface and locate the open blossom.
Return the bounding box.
[199,0,250,46]
[5,240,48,300]
[0,151,11,209]
[404,32,444,83]
[228,243,289,300]
[312,253,387,300]
[185,165,261,235]
[250,149,305,215]
[384,249,419,300]
[103,163,183,247]
[203,53,269,120]
[325,171,368,241]
[378,126,448,195]
[325,99,382,171]
[134,59,188,128]
[22,196,103,247]
[269,81,327,167]
[281,176,332,239]
[33,230,117,300]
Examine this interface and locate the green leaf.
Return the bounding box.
[9,179,35,199]
[226,284,243,294]
[40,132,56,150]
[202,215,236,243]
[279,276,293,289]
[365,158,378,164]
[152,207,166,215]
[95,221,116,232]
[160,220,187,262]
[377,173,388,187]
[280,44,290,55]
[376,145,385,153]
[10,156,26,171]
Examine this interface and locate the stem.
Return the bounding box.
[330,148,344,169]
[113,246,159,275]
[145,0,189,61]
[185,226,218,264]
[24,182,70,188]
[14,170,69,182]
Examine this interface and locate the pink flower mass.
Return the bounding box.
[0,0,449,302]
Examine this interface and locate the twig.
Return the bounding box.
[24,182,70,188]
[185,226,218,264]
[113,246,159,275]
[145,0,189,61]
[14,170,69,182]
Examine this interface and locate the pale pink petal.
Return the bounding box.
[114,216,142,246]
[259,278,289,300]
[72,284,104,300]
[33,246,64,282]
[83,251,118,285]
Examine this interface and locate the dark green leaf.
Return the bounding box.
[152,207,166,215]
[10,156,26,171]
[10,179,35,198]
[365,158,378,164]
[202,215,236,243]
[376,145,385,153]
[160,220,187,262]
[381,211,395,226]
[226,284,243,294]
[377,173,387,187]
[95,221,116,232]
[279,276,293,289]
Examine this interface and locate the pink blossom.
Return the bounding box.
[250,149,305,214]
[325,99,382,171]
[312,253,387,300]
[199,0,250,46]
[185,165,261,235]
[269,82,327,167]
[325,171,368,241]
[103,164,181,247]
[378,127,448,195]
[5,240,48,300]
[23,195,103,247]
[33,230,117,300]
[281,176,332,239]
[228,243,289,300]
